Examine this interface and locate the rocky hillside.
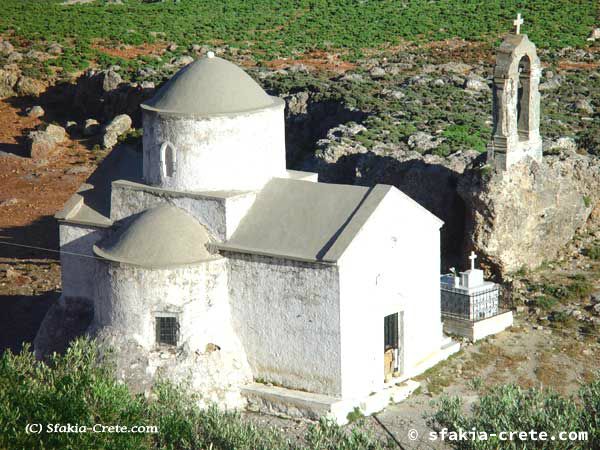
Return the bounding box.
[0,32,598,278]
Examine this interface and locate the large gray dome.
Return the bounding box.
[141,55,276,116]
[93,204,215,268]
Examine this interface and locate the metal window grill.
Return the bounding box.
[441,285,510,322]
[156,316,179,346]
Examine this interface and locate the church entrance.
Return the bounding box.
[384,312,403,381]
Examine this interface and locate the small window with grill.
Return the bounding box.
[155,316,179,346]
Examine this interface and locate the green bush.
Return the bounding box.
[0,339,391,450]
[442,124,486,153]
[532,295,557,310]
[585,246,600,261]
[430,380,600,449]
[0,0,596,77]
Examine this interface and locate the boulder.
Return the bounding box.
[369,67,386,79]
[83,118,101,136]
[26,105,45,118]
[381,88,405,100]
[458,155,600,275]
[539,77,562,91]
[15,76,46,97]
[0,40,14,54]
[47,43,63,55]
[74,69,153,125]
[408,131,442,152]
[174,55,194,66]
[464,75,488,92]
[7,51,23,63]
[102,114,132,149]
[29,124,68,162]
[574,98,594,115]
[102,69,122,92]
[544,137,577,155]
[0,68,19,98]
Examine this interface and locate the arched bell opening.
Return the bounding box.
[516,55,531,141]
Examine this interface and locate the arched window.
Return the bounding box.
[160,141,176,178]
[516,55,531,141]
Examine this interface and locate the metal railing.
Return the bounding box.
[441,284,512,322]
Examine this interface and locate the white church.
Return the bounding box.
[42,52,462,422]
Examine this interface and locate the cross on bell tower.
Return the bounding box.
[513,13,524,35]
[487,16,543,171]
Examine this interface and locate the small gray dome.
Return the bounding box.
[93,204,215,268]
[141,55,275,116]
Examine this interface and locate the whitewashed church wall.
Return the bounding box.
[142,101,287,192]
[223,192,257,240]
[226,253,343,396]
[110,184,257,242]
[91,258,252,409]
[110,184,227,240]
[59,223,108,302]
[93,259,234,351]
[338,189,443,398]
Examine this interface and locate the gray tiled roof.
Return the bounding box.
[217,178,393,263]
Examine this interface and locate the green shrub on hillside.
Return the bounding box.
[0,0,595,76]
[0,339,390,450]
[431,380,600,449]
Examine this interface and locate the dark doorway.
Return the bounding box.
[384,312,403,380]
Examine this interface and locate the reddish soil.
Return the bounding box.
[265,50,356,73]
[557,61,600,70]
[423,38,495,64]
[0,97,100,353]
[92,41,167,60]
[0,99,96,230]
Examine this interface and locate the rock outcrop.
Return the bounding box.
[73,69,154,125]
[102,114,132,149]
[458,153,600,275]
[28,124,68,162]
[0,68,19,98]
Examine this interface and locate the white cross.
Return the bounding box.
[513,13,524,35]
[469,251,477,270]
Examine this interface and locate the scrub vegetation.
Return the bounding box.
[0,0,596,73]
[0,339,392,450]
[430,380,600,449]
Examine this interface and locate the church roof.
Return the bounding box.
[141,54,278,116]
[216,178,392,263]
[93,204,216,268]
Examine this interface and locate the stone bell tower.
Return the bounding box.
[488,14,543,171]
